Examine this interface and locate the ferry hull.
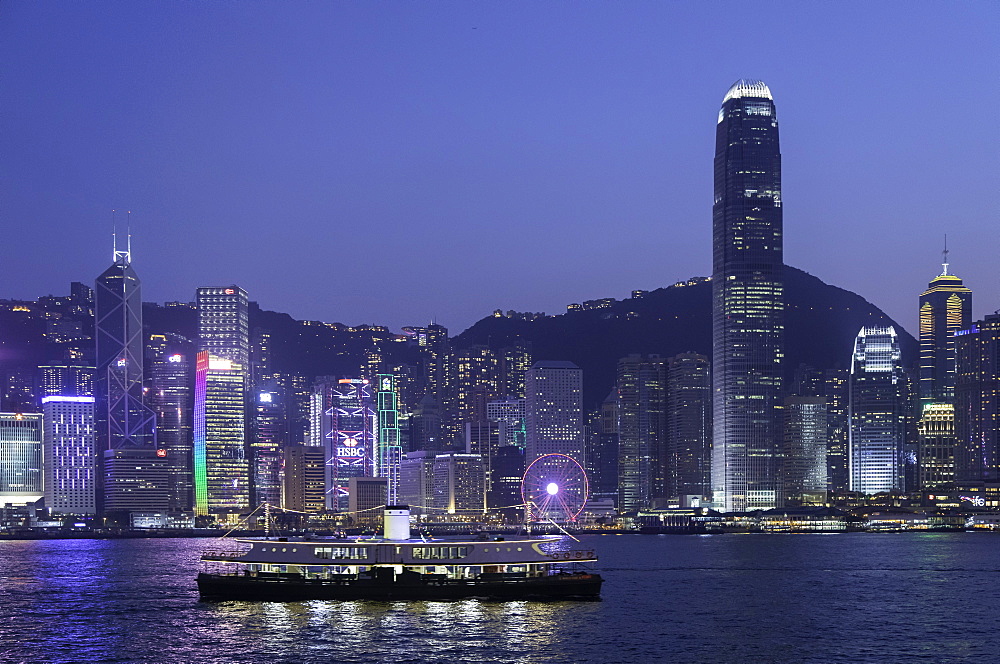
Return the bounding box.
[197,572,602,602]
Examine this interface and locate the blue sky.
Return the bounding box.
[2,2,996,334]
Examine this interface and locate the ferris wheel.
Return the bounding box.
[521,453,589,523]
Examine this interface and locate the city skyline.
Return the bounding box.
[2,3,996,334]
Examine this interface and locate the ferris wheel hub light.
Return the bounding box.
[546,482,559,495]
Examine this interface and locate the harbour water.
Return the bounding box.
[1,532,997,663]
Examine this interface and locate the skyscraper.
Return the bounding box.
[94,243,162,514]
[918,249,972,404]
[524,361,584,464]
[918,402,956,489]
[616,354,666,512]
[0,412,43,506]
[193,286,250,516]
[954,313,1000,482]
[781,396,828,504]
[324,378,376,511]
[849,327,908,494]
[666,352,712,501]
[42,396,96,514]
[148,336,194,512]
[711,79,785,511]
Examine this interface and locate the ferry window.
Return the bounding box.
[411,546,469,560]
[314,546,369,560]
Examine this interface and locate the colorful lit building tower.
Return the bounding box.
[94,234,164,514]
[42,396,96,514]
[919,247,972,405]
[711,79,785,511]
[954,313,1000,482]
[193,286,250,517]
[849,327,909,494]
[324,379,376,511]
[375,373,403,504]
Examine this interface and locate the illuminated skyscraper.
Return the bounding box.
[918,248,972,404]
[918,402,956,488]
[666,352,711,500]
[148,335,194,512]
[193,286,250,516]
[524,361,584,463]
[616,355,666,511]
[42,396,96,514]
[0,412,43,506]
[955,313,1000,482]
[375,373,403,504]
[324,379,376,511]
[711,79,785,511]
[849,327,908,494]
[94,241,163,514]
[781,396,828,504]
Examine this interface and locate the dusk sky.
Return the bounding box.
[2,2,996,335]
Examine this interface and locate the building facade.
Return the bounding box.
[666,352,712,501]
[42,396,96,514]
[918,257,972,404]
[711,79,785,511]
[524,361,584,464]
[849,327,908,494]
[616,355,666,512]
[0,412,43,506]
[955,314,1000,482]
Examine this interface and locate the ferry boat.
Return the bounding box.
[197,506,602,601]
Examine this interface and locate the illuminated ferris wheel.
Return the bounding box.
[521,453,589,523]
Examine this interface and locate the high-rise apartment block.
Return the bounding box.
[711,80,785,512]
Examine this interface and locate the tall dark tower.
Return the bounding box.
[94,228,166,516]
[918,244,972,404]
[711,79,784,512]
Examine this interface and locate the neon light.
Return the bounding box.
[168,354,183,363]
[547,482,559,495]
[41,396,95,404]
[224,288,235,295]
[259,392,273,403]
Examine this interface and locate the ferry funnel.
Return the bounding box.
[384,505,411,540]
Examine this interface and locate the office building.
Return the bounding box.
[919,250,972,404]
[666,352,711,500]
[955,313,1000,482]
[399,451,436,515]
[433,452,486,514]
[524,361,584,463]
[282,443,326,513]
[193,286,250,516]
[849,327,909,494]
[711,79,785,512]
[0,412,43,506]
[148,337,193,512]
[586,391,619,505]
[782,396,828,504]
[375,374,403,504]
[94,243,162,514]
[616,355,666,511]
[918,402,956,489]
[324,379,376,511]
[347,477,387,526]
[42,396,96,514]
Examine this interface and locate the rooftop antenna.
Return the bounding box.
[112,209,132,264]
[941,234,949,276]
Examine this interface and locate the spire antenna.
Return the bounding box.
[111,209,118,262]
[942,234,949,276]
[126,210,132,262]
